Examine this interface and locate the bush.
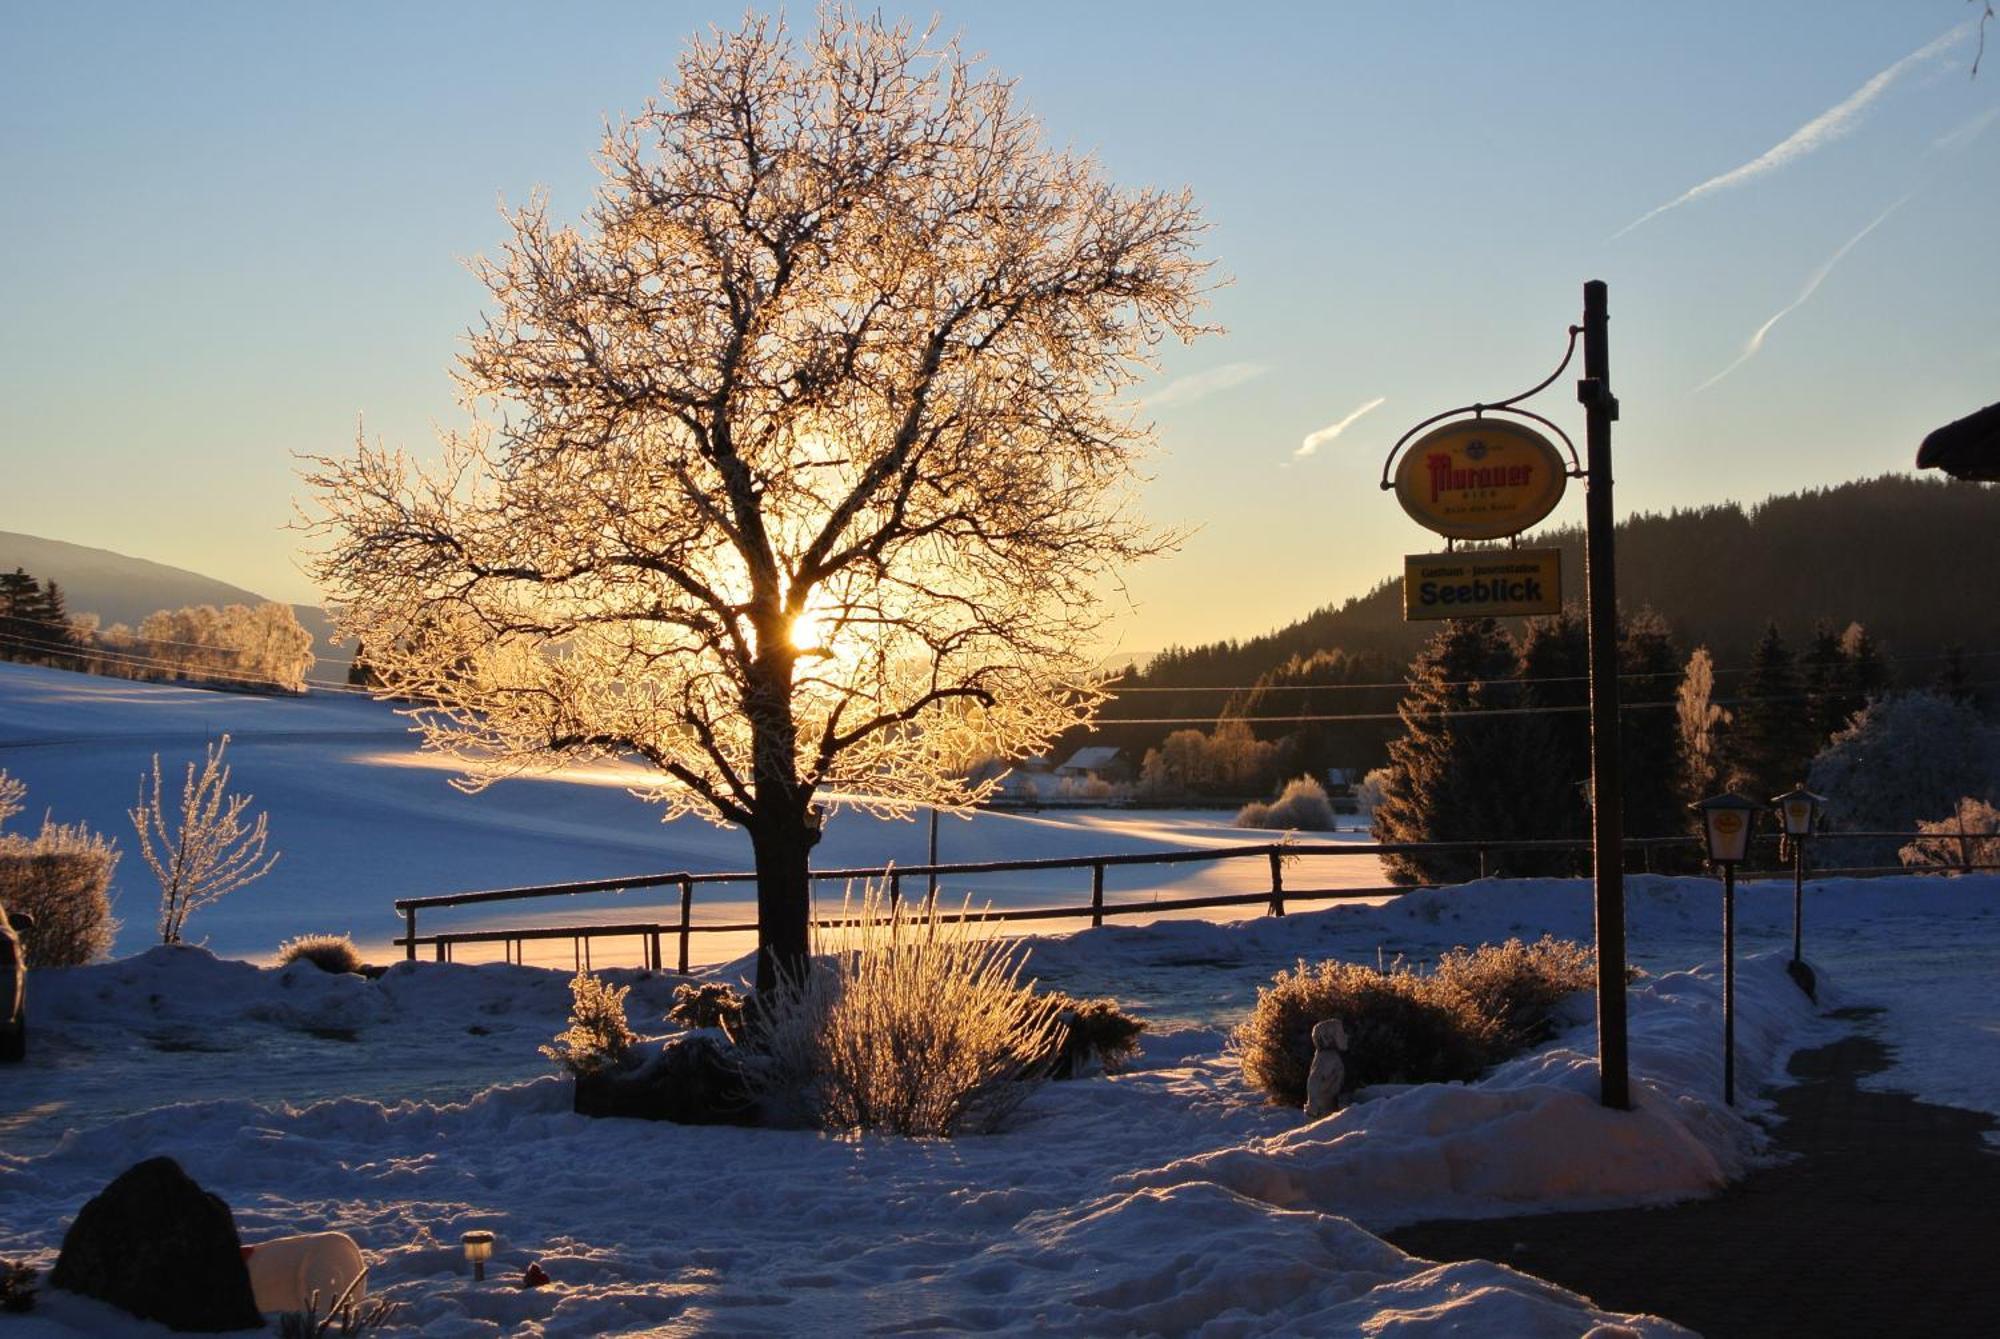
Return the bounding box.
[0,819,121,967]
[277,933,364,974]
[1900,797,2000,871]
[1032,993,1147,1077]
[1236,776,1337,831]
[540,972,637,1078]
[1,1259,36,1314]
[1233,937,1596,1108]
[749,886,1061,1136]
[667,981,747,1038]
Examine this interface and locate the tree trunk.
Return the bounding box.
[749,815,815,995]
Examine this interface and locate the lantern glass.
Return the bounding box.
[1703,807,1752,863]
[1780,797,1813,836]
[462,1231,494,1265]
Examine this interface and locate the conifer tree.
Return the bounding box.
[1933,643,1975,708]
[1839,622,1891,705]
[1514,608,1591,867]
[1619,608,1684,840]
[1373,618,1563,883]
[1730,623,1816,802]
[1802,621,1851,744]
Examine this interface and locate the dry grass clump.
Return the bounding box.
[1234,936,1596,1107]
[0,819,122,967]
[540,972,637,1078]
[277,933,364,974]
[751,886,1062,1136]
[1236,776,1337,831]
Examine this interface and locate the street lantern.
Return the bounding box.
[1692,792,1765,1106]
[1770,785,1826,995]
[1695,792,1761,865]
[1771,786,1825,840]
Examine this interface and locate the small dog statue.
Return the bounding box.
[1303,1018,1349,1119]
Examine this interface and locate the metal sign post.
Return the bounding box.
[1579,280,1628,1111]
[1382,279,1630,1110]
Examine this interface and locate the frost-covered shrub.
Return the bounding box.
[1900,798,2000,872]
[1430,935,1596,1055]
[667,981,746,1037]
[750,887,1061,1136]
[1031,993,1147,1077]
[1235,776,1337,831]
[1807,692,2000,866]
[0,770,24,832]
[277,933,364,974]
[541,972,637,1078]
[0,819,121,968]
[0,1259,36,1314]
[1233,937,1596,1107]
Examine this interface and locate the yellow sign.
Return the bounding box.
[1393,419,1568,540]
[1404,549,1562,622]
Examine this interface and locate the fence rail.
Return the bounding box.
[391,829,2000,971]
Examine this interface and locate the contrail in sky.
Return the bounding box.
[1613,22,1969,239]
[1691,193,1913,395]
[1295,396,1386,458]
[1142,361,1267,410]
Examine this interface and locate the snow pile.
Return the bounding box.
[1123,952,1824,1229]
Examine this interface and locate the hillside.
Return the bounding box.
[0,530,348,671]
[1093,474,1998,763]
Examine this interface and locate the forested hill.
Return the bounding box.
[1086,475,1995,764]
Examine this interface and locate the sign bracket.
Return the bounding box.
[1378,323,1587,489]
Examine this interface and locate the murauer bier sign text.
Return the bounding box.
[1392,419,1567,541]
[1403,549,1562,621]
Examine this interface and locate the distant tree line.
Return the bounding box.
[0,566,315,693]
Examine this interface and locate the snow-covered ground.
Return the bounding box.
[0,662,1386,969]
[5,661,1999,1335]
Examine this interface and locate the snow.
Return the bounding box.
[5,661,2000,1334]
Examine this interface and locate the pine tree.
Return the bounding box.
[1515,608,1591,865]
[1933,643,1975,708]
[0,569,39,663]
[1619,608,1684,840]
[1801,621,1851,744]
[1730,623,1816,802]
[1839,622,1891,705]
[1372,618,1565,883]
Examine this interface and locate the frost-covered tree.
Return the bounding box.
[131,735,281,944]
[1807,691,2000,866]
[1676,646,1730,806]
[303,10,1210,990]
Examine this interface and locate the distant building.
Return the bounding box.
[1054,746,1130,784]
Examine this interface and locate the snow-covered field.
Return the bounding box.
[4,662,1999,1335]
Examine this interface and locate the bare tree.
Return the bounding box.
[132,735,280,944]
[0,770,23,832]
[304,9,1210,990]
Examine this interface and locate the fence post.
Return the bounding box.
[649,929,662,972]
[404,907,417,961]
[1478,846,1490,879]
[889,870,902,910]
[434,938,445,963]
[678,878,694,975]
[1090,863,1105,928]
[1267,847,1287,916]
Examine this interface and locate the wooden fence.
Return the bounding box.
[392,828,1999,972]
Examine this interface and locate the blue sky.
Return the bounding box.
[3,2,1995,654]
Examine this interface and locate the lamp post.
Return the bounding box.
[462,1230,494,1282]
[1693,792,1763,1105]
[1771,785,1826,993]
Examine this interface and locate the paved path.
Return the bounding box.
[1389,1008,2000,1338]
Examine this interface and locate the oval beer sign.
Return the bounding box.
[1393,418,1568,540]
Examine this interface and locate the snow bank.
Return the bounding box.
[1119,952,1827,1230]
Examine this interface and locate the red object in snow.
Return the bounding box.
[520,1262,550,1290]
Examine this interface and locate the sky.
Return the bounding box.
[3,2,1996,657]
